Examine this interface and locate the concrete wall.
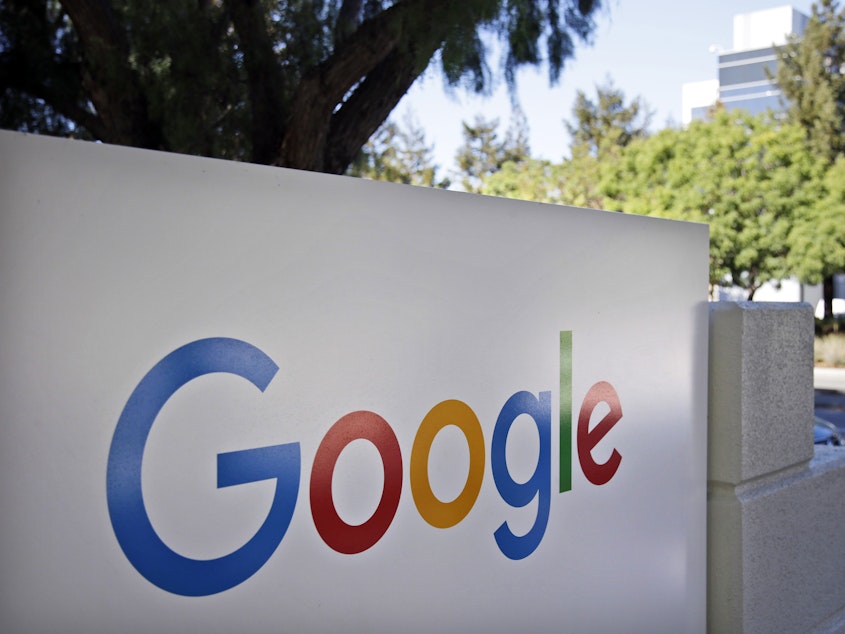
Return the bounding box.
[708,302,845,633]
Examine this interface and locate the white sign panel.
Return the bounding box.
[0,131,709,632]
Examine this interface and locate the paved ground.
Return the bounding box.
[815,367,845,433]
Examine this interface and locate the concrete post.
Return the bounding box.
[708,302,845,633]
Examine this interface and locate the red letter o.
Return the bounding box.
[310,411,402,554]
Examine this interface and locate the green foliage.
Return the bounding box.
[775,0,845,162]
[475,55,841,305]
[479,154,609,208]
[478,85,840,304]
[347,113,449,188]
[492,0,601,86]
[455,109,531,192]
[564,79,652,159]
[480,82,649,209]
[480,158,565,202]
[599,109,824,297]
[0,0,603,173]
[786,155,845,283]
[553,81,650,208]
[121,1,252,159]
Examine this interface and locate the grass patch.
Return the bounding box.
[815,333,845,367]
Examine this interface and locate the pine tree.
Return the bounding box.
[455,109,531,193]
[557,80,650,208]
[564,79,652,160]
[776,0,845,161]
[347,113,449,188]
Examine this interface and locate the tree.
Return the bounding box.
[776,0,845,162]
[479,158,565,202]
[557,80,650,207]
[0,0,603,174]
[347,112,448,187]
[455,109,530,192]
[478,155,607,208]
[786,155,845,296]
[479,81,649,209]
[775,0,845,317]
[564,79,652,160]
[599,109,824,299]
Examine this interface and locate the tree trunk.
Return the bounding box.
[276,0,486,173]
[823,274,835,320]
[226,0,288,165]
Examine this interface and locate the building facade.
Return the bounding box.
[682,6,808,124]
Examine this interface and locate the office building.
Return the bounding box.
[682,6,808,124]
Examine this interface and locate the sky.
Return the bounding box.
[395,0,815,174]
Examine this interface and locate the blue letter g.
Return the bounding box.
[106,338,300,596]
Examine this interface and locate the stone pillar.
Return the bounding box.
[707,301,845,633]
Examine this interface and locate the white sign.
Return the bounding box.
[0,130,709,632]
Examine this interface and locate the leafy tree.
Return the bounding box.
[600,109,824,299]
[553,153,608,208]
[347,112,448,187]
[479,158,565,202]
[455,109,530,192]
[786,155,845,294]
[774,0,845,317]
[564,79,652,160]
[478,154,608,208]
[0,0,603,174]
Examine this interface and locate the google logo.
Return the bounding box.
[107,333,623,596]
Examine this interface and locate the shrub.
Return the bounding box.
[815,333,845,367]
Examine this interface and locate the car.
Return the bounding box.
[814,416,844,446]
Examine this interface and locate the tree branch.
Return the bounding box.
[276,0,465,171]
[276,8,403,169]
[323,44,434,174]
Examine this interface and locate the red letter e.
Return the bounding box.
[577,381,622,486]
